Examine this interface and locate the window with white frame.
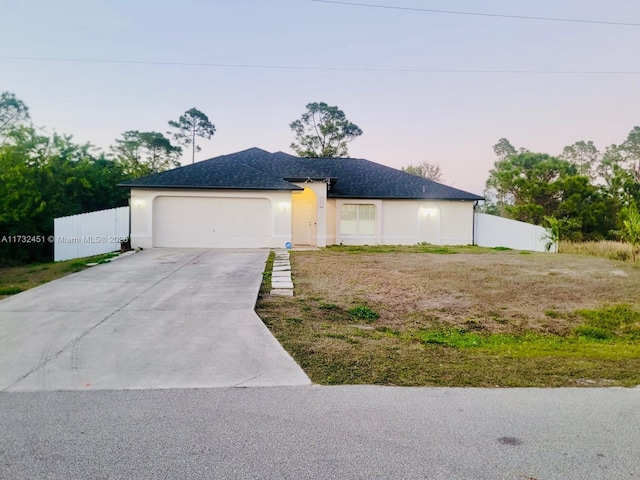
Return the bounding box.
[340,204,376,236]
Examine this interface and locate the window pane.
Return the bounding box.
[358,205,376,235]
[358,205,376,221]
[340,204,358,235]
[358,219,375,235]
[341,204,358,219]
[340,204,376,236]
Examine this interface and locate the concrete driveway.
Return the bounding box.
[0,249,310,391]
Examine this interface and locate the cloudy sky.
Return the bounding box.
[1,0,639,194]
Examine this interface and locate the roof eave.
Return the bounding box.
[118,184,304,191]
[327,194,484,201]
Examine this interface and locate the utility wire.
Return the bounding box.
[1,55,639,75]
[310,0,640,28]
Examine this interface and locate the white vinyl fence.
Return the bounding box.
[54,207,130,261]
[474,213,554,253]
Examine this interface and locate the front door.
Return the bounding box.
[292,202,313,245]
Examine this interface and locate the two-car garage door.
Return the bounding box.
[153,196,271,248]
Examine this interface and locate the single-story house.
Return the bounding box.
[118,148,483,249]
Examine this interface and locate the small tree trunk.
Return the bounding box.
[192,128,196,164]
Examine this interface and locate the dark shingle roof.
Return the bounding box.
[118,147,483,201]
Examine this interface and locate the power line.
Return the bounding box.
[310,0,640,28]
[1,55,640,75]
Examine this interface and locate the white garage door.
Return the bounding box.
[153,196,271,248]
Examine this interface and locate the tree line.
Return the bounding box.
[0,92,216,263]
[484,133,640,244]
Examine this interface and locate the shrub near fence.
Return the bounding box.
[474,213,553,253]
[54,207,130,261]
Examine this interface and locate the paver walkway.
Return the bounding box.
[271,249,294,296]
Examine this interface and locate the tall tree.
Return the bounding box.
[492,138,517,161]
[168,108,216,164]
[597,144,623,181]
[619,126,640,181]
[486,153,572,224]
[110,130,181,176]
[0,92,30,142]
[559,140,600,179]
[290,102,363,158]
[597,141,640,214]
[554,175,616,240]
[402,161,443,182]
[489,138,527,216]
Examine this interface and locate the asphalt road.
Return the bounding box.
[1,385,638,479]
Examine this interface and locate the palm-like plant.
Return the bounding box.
[542,216,561,252]
[620,204,640,263]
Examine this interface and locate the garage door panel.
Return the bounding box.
[153,197,271,248]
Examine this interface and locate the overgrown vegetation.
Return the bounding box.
[0,94,130,262]
[257,248,640,387]
[560,240,635,262]
[484,135,640,244]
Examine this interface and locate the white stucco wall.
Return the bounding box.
[129,188,293,249]
[332,199,475,246]
[381,200,446,245]
[325,198,337,246]
[381,200,420,245]
[130,187,476,249]
[437,201,475,245]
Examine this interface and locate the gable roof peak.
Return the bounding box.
[231,146,273,155]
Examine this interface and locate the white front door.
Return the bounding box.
[292,202,313,245]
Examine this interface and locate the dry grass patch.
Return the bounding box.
[256,246,640,387]
[290,249,639,334]
[561,240,635,262]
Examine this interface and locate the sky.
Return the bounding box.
[1,0,640,195]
